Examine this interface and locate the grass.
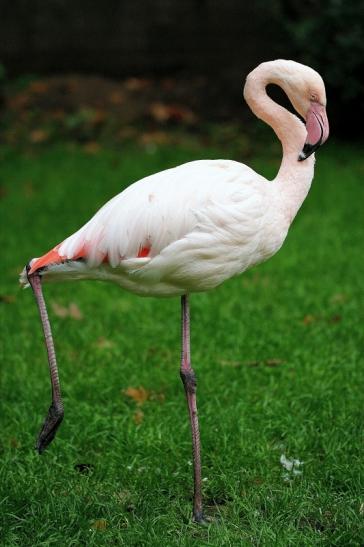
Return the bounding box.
[0,140,363,545]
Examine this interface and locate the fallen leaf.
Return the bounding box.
[149,102,197,124]
[123,386,150,405]
[69,303,83,320]
[133,409,144,425]
[51,301,83,320]
[109,90,125,105]
[303,314,317,325]
[51,301,68,318]
[139,131,169,146]
[29,129,49,143]
[91,519,107,530]
[28,81,50,95]
[95,337,115,349]
[124,77,151,91]
[265,359,285,367]
[83,142,101,154]
[328,314,342,324]
[0,294,16,304]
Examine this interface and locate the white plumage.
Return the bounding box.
[47,159,288,296]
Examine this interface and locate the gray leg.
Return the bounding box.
[28,270,64,453]
[180,295,205,522]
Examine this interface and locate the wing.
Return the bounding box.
[57,159,262,267]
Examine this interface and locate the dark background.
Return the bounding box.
[0,0,363,137]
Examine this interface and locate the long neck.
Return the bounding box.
[244,67,315,221]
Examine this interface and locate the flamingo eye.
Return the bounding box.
[310,93,318,102]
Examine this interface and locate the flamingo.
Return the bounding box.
[20,60,329,522]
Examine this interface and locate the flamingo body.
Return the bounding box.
[23,159,291,296]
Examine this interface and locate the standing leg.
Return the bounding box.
[27,269,64,454]
[180,294,205,522]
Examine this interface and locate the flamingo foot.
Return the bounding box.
[193,510,211,525]
[36,401,64,454]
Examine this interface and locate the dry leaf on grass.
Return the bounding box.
[29,129,49,143]
[133,409,144,425]
[328,314,342,324]
[83,142,101,154]
[265,359,285,367]
[90,519,107,530]
[51,301,83,320]
[149,102,197,124]
[123,386,165,406]
[0,294,16,304]
[123,386,150,405]
[302,314,317,325]
[95,337,115,349]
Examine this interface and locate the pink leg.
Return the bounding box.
[180,295,205,522]
[27,269,64,453]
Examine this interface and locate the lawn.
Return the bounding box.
[0,141,363,545]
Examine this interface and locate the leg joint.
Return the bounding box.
[180,368,197,394]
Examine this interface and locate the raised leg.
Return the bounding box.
[27,268,64,454]
[180,294,205,523]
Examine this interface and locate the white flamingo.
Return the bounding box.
[21,59,329,522]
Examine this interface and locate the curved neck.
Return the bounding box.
[244,65,315,220]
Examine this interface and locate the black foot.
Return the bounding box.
[36,402,64,454]
[193,510,211,525]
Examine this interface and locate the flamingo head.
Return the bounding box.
[279,62,329,161]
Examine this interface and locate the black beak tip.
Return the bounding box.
[298,143,317,162]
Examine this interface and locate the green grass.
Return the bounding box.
[0,141,363,545]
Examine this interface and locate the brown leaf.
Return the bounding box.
[0,294,16,304]
[124,77,151,91]
[133,409,144,425]
[109,91,125,105]
[83,142,101,154]
[51,301,69,318]
[95,337,115,349]
[139,131,169,146]
[69,303,83,320]
[303,314,317,325]
[28,81,50,95]
[123,386,150,406]
[148,102,197,124]
[265,359,285,367]
[51,301,83,320]
[29,129,49,143]
[91,519,107,530]
[328,314,342,324]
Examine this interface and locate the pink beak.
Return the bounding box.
[298,102,329,161]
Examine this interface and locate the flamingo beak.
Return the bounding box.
[298,102,329,161]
